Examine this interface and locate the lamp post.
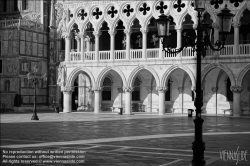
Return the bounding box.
[27,65,47,120]
[155,1,234,166]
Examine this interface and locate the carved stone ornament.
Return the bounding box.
[62,86,74,92]
[57,63,66,87]
[123,87,134,92]
[156,86,167,92]
[93,87,103,92]
[55,3,67,33]
[230,86,244,92]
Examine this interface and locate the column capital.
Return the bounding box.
[75,36,80,41]
[85,35,91,42]
[62,32,71,39]
[232,22,241,28]
[108,30,117,36]
[175,27,183,32]
[140,28,148,34]
[178,87,184,93]
[230,86,244,92]
[62,86,74,93]
[93,87,102,92]
[123,87,134,92]
[78,32,85,38]
[93,31,102,37]
[211,87,218,94]
[124,29,131,35]
[117,88,124,93]
[156,86,167,92]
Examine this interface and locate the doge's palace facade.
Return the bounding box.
[54,0,250,117]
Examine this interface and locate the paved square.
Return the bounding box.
[1,112,250,166]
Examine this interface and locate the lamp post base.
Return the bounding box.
[31,112,39,120]
[191,117,206,166]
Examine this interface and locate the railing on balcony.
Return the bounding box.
[99,51,110,61]
[70,52,81,61]
[68,44,249,62]
[0,18,42,30]
[219,45,234,56]
[115,50,126,60]
[84,52,95,60]
[182,47,196,57]
[147,49,159,59]
[240,44,250,55]
[130,49,142,59]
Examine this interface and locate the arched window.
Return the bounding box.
[102,77,112,100]
[165,79,171,101]
[226,77,233,101]
[132,77,141,101]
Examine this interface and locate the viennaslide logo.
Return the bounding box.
[219,146,248,165]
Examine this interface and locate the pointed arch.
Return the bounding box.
[201,63,236,86]
[235,4,248,24]
[96,66,127,88]
[161,65,196,88]
[128,66,160,88]
[67,20,78,33]
[67,67,95,88]
[237,63,250,86]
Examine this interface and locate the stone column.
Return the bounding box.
[159,37,163,58]
[75,36,80,52]
[88,89,94,111]
[85,36,91,52]
[230,86,244,117]
[64,33,71,62]
[211,87,218,114]
[63,86,73,113]
[147,88,152,112]
[79,33,85,61]
[118,88,123,108]
[93,31,101,61]
[109,30,116,60]
[178,87,184,113]
[124,87,133,115]
[157,87,167,115]
[94,87,102,114]
[233,22,240,55]
[124,29,131,60]
[176,28,182,57]
[212,23,219,57]
[141,28,148,59]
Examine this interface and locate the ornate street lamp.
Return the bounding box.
[27,65,47,120]
[156,1,234,166]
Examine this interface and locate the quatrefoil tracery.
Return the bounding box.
[123,4,134,17]
[229,0,243,7]
[78,9,87,20]
[173,0,185,12]
[139,3,150,15]
[210,0,223,9]
[156,1,168,14]
[108,6,118,18]
[93,8,102,20]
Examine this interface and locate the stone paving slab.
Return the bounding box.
[1,112,250,166]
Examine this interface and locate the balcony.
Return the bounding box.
[69,44,250,62]
[0,18,42,30]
